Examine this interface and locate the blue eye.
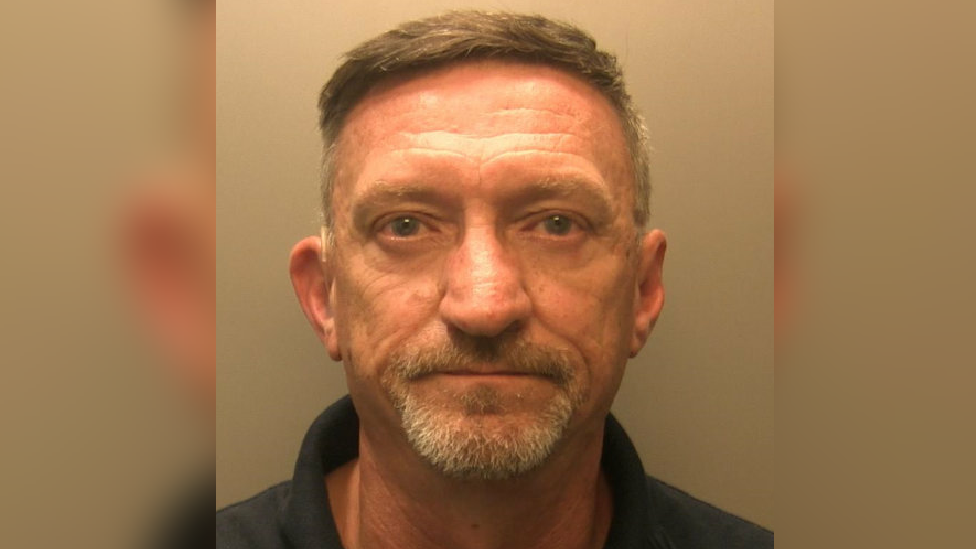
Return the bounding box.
[389,216,421,237]
[543,214,573,235]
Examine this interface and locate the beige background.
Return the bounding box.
[1,1,208,547]
[217,0,773,528]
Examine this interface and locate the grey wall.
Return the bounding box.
[217,0,773,528]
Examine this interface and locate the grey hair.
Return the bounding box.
[318,10,650,239]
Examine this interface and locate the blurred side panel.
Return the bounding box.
[778,0,976,547]
[0,1,210,547]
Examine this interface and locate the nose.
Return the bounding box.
[439,226,532,338]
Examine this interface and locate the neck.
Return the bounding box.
[326,423,613,549]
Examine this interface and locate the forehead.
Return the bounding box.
[334,60,632,193]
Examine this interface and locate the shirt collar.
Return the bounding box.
[281,395,666,549]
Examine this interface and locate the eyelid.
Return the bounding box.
[373,212,438,235]
[524,210,591,232]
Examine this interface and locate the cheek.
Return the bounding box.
[529,245,635,334]
[332,253,442,373]
[525,252,636,387]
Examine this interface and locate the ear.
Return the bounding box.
[630,229,667,357]
[289,233,342,361]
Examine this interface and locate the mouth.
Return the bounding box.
[439,370,538,376]
[415,370,556,384]
[397,357,570,385]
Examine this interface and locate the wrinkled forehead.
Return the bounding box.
[333,60,633,190]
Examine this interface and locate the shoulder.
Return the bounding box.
[646,476,773,549]
[216,481,291,549]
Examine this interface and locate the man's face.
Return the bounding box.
[311,61,664,478]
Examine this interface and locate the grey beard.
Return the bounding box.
[395,384,573,480]
[381,337,585,480]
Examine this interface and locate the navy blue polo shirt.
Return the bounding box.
[217,395,772,548]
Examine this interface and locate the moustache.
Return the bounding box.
[387,337,575,386]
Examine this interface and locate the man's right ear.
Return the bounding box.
[289,234,342,361]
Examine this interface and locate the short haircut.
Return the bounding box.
[318,10,650,237]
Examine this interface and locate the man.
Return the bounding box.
[218,11,772,549]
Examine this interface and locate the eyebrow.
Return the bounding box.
[351,182,456,230]
[349,176,617,230]
[502,177,616,221]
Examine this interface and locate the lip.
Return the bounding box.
[426,371,546,378]
[435,370,537,376]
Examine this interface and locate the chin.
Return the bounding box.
[393,383,575,480]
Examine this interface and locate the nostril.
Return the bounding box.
[439,287,532,338]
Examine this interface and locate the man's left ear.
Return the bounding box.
[630,229,667,357]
